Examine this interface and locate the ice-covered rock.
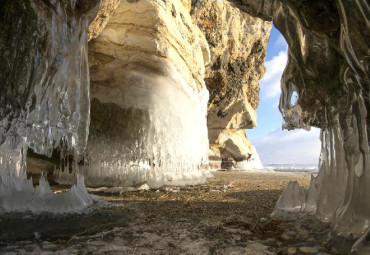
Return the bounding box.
[231,0,370,239]
[0,0,99,213]
[235,146,264,171]
[54,0,211,188]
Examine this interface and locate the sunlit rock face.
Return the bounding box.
[231,0,370,237]
[0,0,99,212]
[190,0,271,169]
[55,0,211,188]
[87,0,120,41]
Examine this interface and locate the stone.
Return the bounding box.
[297,228,310,239]
[260,217,268,223]
[286,247,297,255]
[286,231,296,236]
[281,233,291,240]
[190,0,271,168]
[299,246,319,254]
[88,0,121,41]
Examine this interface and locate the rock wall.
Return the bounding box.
[230,0,370,238]
[21,0,270,184]
[88,0,121,41]
[190,0,271,169]
[57,0,212,187]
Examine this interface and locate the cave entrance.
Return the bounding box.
[246,25,321,173]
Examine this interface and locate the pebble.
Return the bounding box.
[40,252,54,255]
[260,217,268,223]
[42,244,58,251]
[317,253,330,255]
[298,228,310,238]
[330,247,339,253]
[286,231,296,236]
[299,246,319,253]
[281,233,291,240]
[287,247,297,254]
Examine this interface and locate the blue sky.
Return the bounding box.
[246,25,321,165]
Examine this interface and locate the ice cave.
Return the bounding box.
[0,0,369,254]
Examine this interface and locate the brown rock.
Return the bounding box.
[191,0,271,168]
[88,0,121,41]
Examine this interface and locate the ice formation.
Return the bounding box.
[55,0,211,188]
[55,61,211,189]
[226,0,369,250]
[235,146,264,171]
[0,0,99,213]
[262,0,370,240]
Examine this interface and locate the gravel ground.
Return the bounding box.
[0,171,354,254]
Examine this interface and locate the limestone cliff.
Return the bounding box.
[24,0,270,183]
[72,0,211,187]
[88,0,121,41]
[190,0,271,169]
[85,0,271,171]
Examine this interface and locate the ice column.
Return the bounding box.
[271,0,370,239]
[0,0,99,213]
[55,0,211,188]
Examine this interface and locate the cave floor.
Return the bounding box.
[0,171,354,255]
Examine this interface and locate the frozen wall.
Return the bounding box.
[0,0,99,212]
[55,0,211,188]
[230,0,370,241]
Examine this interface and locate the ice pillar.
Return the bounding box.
[0,0,99,212]
[55,0,211,188]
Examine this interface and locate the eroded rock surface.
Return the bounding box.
[191,0,271,168]
[58,0,212,187]
[84,0,271,173]
[88,0,121,41]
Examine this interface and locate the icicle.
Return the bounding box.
[0,0,99,213]
[272,0,370,239]
[272,91,370,236]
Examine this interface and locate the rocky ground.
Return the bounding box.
[0,171,355,255]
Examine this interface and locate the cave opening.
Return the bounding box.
[246,25,321,173]
[0,0,369,254]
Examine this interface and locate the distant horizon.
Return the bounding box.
[263,162,318,166]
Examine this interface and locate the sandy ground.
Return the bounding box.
[0,171,353,254]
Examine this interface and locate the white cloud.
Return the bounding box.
[252,128,321,165]
[260,50,288,99]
